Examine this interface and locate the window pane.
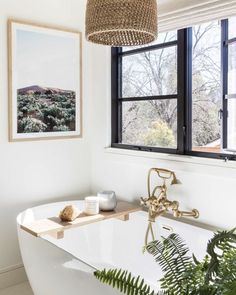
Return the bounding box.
[122,100,177,148]
[229,16,236,39]
[122,46,177,98]
[227,99,236,150]
[228,43,236,94]
[192,21,221,153]
[122,31,177,52]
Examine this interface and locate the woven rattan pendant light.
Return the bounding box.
[85,0,158,47]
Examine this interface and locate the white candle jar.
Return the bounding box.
[97,191,117,211]
[84,196,99,215]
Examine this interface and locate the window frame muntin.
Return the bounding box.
[222,18,236,152]
[111,20,236,161]
[112,31,181,153]
[118,42,178,100]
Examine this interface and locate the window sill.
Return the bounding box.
[104,147,236,169]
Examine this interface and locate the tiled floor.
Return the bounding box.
[0,282,33,295]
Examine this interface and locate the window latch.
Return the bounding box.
[218,109,223,120]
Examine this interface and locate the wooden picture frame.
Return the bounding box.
[8,19,83,141]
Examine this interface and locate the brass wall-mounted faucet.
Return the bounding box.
[140,168,199,245]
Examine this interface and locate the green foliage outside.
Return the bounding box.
[143,120,176,148]
[17,92,76,133]
[122,23,222,149]
[95,229,236,295]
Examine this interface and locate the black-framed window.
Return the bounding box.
[111,18,236,161]
[222,18,236,152]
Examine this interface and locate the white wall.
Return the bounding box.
[89,46,236,231]
[0,0,92,277]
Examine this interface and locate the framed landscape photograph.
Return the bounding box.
[8,19,82,141]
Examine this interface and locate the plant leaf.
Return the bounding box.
[94,268,158,295]
[205,228,236,283]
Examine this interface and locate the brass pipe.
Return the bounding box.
[145,221,155,247]
[141,168,200,247]
[173,209,199,219]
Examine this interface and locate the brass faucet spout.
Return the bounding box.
[141,168,200,247]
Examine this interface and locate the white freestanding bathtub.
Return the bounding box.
[17,200,214,295]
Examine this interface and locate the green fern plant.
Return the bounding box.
[94,229,236,295]
[94,268,159,295]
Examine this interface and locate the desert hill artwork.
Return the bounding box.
[17,85,76,133]
[9,21,81,140]
[18,85,74,95]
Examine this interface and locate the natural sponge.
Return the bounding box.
[59,205,81,222]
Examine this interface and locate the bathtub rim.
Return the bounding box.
[16,199,223,233]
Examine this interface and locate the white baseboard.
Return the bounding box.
[0,264,28,290]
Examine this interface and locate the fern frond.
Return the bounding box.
[223,281,236,295]
[146,233,192,295]
[194,286,217,295]
[214,247,236,294]
[192,254,200,265]
[205,228,236,283]
[94,268,160,295]
[94,229,236,295]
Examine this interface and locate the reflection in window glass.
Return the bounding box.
[228,43,236,94]
[192,21,221,153]
[122,31,177,52]
[122,100,177,148]
[229,16,236,39]
[227,99,236,150]
[122,46,177,97]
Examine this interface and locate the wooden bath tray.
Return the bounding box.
[21,201,141,239]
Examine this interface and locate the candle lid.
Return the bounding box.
[85,196,99,201]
